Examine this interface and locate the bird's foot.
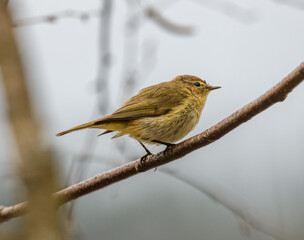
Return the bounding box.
[138,140,153,165]
[140,151,152,165]
[152,140,176,150]
[164,143,176,150]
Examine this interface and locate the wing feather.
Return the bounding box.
[94,82,185,124]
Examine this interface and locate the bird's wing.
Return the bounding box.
[94,84,185,123]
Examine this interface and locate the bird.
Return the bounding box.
[56,75,220,157]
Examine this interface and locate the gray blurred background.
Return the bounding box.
[1,0,304,239]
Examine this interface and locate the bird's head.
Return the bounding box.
[174,75,221,98]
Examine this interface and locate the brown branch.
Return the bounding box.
[1,62,304,223]
[0,3,61,237]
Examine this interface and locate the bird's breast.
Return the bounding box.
[127,99,205,144]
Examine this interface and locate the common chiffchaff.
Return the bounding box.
[57,75,220,155]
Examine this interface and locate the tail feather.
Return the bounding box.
[97,130,113,137]
[56,121,96,136]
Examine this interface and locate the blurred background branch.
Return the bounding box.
[13,5,196,36]
[64,0,113,232]
[0,3,61,239]
[271,0,304,11]
[13,9,101,26]
[160,167,293,240]
[144,6,195,35]
[1,0,8,8]
[190,0,257,23]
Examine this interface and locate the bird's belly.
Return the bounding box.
[126,107,201,144]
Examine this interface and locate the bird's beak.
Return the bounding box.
[208,86,221,91]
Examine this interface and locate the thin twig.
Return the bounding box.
[191,0,257,24]
[272,0,304,11]
[96,0,112,113]
[13,6,195,36]
[160,167,293,240]
[0,62,303,223]
[13,9,101,27]
[144,6,195,35]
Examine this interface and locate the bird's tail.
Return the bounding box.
[56,120,97,136]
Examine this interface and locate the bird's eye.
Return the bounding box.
[194,82,200,87]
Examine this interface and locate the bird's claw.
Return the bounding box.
[140,152,152,165]
[164,143,176,150]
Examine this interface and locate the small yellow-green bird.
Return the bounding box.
[57,75,220,155]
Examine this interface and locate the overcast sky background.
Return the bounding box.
[1,0,304,240]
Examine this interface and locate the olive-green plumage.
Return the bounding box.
[57,75,220,150]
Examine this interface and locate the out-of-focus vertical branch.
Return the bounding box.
[0,3,60,240]
[113,0,142,160]
[96,0,112,113]
[69,0,114,190]
[65,0,114,234]
[1,0,8,8]
[121,0,140,100]
[69,0,114,195]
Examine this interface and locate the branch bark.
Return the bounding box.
[1,62,304,223]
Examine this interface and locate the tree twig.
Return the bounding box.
[160,167,292,240]
[144,6,195,35]
[272,0,304,11]
[13,9,101,27]
[0,62,303,223]
[190,0,257,24]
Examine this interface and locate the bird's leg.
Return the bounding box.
[138,140,152,164]
[138,140,152,155]
[152,140,176,149]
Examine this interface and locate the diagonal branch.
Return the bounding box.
[1,62,304,223]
